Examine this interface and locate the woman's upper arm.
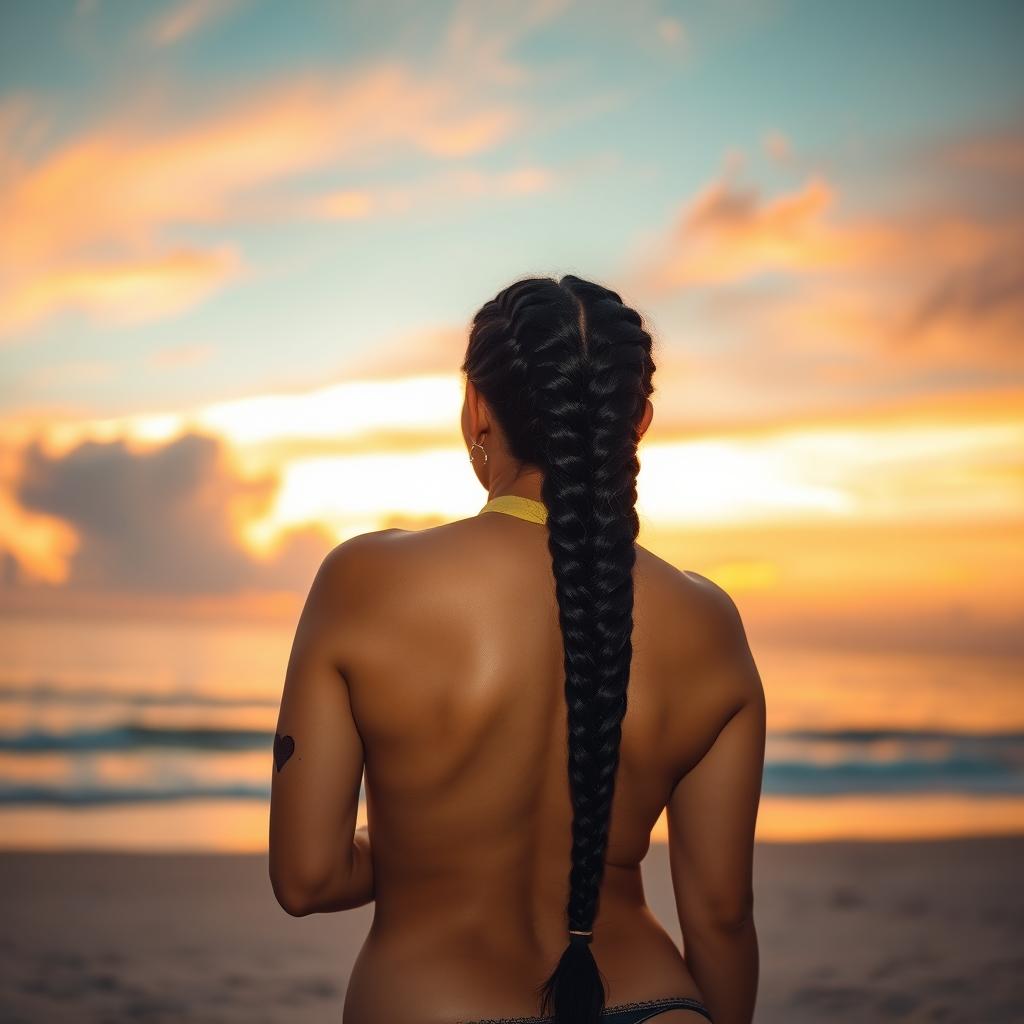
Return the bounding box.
[666,580,766,935]
[268,540,367,910]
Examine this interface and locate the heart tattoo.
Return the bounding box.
[273,732,296,772]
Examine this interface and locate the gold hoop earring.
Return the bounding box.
[469,438,488,464]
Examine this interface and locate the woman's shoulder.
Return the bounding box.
[635,546,751,668]
[316,526,407,574]
[636,544,737,613]
[303,528,411,612]
[310,518,490,611]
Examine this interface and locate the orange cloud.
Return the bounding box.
[630,153,1023,379]
[710,215,1021,373]
[642,173,898,289]
[308,163,556,220]
[0,246,241,335]
[0,62,523,336]
[2,66,523,270]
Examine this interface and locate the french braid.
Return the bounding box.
[461,274,656,1024]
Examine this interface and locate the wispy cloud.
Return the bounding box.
[441,0,574,86]
[929,118,1024,175]
[0,63,524,336]
[630,141,1024,381]
[306,163,558,221]
[145,0,242,47]
[639,171,895,289]
[0,245,241,335]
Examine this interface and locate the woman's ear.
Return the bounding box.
[637,398,654,439]
[464,378,492,441]
[461,382,474,445]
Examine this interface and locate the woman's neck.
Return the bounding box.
[485,470,545,505]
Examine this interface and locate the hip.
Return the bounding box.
[343,903,704,1024]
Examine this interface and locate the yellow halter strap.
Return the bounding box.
[478,494,548,525]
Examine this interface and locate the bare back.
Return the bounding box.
[332,510,755,1023]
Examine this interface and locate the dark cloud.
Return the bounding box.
[14,431,331,594]
[902,248,1024,347]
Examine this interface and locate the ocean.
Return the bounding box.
[1,615,1022,849]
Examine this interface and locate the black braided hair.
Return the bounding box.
[461,274,656,1024]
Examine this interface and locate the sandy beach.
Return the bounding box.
[2,836,1021,1023]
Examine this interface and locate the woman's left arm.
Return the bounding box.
[269,542,374,916]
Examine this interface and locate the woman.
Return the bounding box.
[269,275,766,1024]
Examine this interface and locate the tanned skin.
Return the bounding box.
[269,380,766,1024]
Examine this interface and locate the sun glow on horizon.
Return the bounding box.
[3,374,1020,575]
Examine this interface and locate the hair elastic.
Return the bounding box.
[568,929,593,945]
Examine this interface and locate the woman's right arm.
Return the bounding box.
[667,580,766,1024]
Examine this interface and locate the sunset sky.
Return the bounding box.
[0,0,1021,664]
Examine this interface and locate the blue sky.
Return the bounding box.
[1,0,1021,418]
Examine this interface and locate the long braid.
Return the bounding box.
[461,274,656,1024]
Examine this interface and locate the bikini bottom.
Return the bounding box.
[462,995,713,1023]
